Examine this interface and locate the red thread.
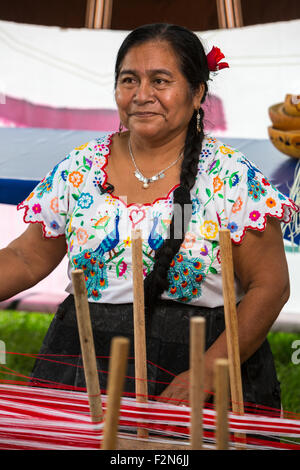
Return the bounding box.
[1,351,300,421]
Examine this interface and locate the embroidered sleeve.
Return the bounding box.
[17,141,94,238]
[212,143,299,244]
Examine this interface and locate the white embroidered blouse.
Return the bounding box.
[18,133,298,308]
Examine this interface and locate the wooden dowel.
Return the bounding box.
[214,358,229,450]
[71,269,103,423]
[219,229,244,415]
[190,316,205,450]
[219,229,245,446]
[131,229,148,439]
[101,337,129,450]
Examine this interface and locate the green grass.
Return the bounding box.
[0,310,299,417]
[0,310,53,382]
[268,331,300,417]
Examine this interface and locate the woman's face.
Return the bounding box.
[115,40,202,143]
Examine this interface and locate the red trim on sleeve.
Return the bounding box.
[231,199,299,245]
[17,202,65,240]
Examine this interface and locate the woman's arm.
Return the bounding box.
[0,223,67,301]
[158,216,290,405]
[207,216,289,364]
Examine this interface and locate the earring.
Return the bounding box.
[118,122,123,134]
[196,109,201,133]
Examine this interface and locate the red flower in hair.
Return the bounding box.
[206,46,229,72]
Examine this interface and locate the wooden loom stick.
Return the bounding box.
[219,229,244,414]
[190,316,205,450]
[71,269,103,423]
[131,229,148,439]
[219,229,245,446]
[214,358,229,450]
[101,337,129,450]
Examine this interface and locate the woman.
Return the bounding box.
[1,24,298,411]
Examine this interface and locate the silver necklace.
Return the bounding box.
[128,139,183,189]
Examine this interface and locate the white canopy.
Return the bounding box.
[0,19,300,138]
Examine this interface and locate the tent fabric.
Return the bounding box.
[0,127,297,205]
[0,19,300,139]
[0,128,101,204]
[0,94,226,133]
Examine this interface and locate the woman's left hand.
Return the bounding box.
[156,368,214,406]
[156,370,190,406]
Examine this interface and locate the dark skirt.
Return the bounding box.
[31,294,281,414]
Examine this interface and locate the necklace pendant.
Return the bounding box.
[129,138,183,189]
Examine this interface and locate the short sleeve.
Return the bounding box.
[16,141,91,238]
[213,145,299,244]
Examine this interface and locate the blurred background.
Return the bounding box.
[0,0,299,30]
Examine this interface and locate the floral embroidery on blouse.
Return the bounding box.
[17,133,299,307]
[35,162,60,199]
[167,253,207,302]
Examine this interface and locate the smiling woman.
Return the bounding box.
[0,24,298,415]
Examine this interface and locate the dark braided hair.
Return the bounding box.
[114,24,209,314]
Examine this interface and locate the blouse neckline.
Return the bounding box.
[99,132,181,209]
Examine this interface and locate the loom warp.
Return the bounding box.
[0,383,299,450]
